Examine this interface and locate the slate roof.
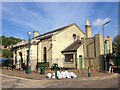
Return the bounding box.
[13,23,84,48]
[38,34,52,40]
[61,40,81,53]
[34,23,74,39]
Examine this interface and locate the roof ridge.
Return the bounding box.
[33,23,75,39]
[62,40,81,53]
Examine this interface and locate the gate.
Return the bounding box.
[106,54,120,68]
[79,55,83,69]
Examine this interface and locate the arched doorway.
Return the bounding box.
[19,52,23,69]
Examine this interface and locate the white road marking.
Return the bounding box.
[2,80,5,82]
[0,74,39,81]
[14,83,40,87]
[2,78,17,82]
[14,83,26,86]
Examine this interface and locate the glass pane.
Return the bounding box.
[65,54,73,62]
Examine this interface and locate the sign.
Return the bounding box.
[62,58,65,63]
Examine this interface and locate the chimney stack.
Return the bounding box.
[85,20,92,38]
[33,31,39,38]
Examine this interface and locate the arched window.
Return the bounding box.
[73,34,77,41]
[43,47,47,63]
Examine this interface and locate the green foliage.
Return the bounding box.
[0,35,22,58]
[112,35,120,56]
[2,49,13,58]
[0,35,22,46]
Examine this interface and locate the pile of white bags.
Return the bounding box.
[46,71,77,79]
[46,73,52,78]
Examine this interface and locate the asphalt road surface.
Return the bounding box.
[2,75,54,88]
[48,77,119,88]
[1,74,120,89]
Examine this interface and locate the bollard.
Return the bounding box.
[40,67,45,74]
[88,67,91,77]
[55,67,58,79]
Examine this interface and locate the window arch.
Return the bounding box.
[73,34,77,41]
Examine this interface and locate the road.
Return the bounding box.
[1,74,119,89]
[48,77,119,88]
[2,75,54,88]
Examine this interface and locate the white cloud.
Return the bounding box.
[35,3,95,30]
[2,5,48,32]
[92,18,111,26]
[2,2,96,39]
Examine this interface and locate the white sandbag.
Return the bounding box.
[61,71,65,78]
[70,72,75,76]
[51,70,77,79]
[61,71,65,75]
[64,71,69,74]
[73,75,77,78]
[66,74,71,78]
[70,72,76,78]
[64,71,69,77]
[65,72,71,78]
[61,74,66,78]
[57,74,62,79]
[46,73,52,78]
[52,75,55,78]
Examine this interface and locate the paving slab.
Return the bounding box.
[1,68,119,81]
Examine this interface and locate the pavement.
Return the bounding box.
[2,75,119,88]
[1,68,120,81]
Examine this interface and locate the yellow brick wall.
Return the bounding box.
[52,24,85,67]
[38,38,53,67]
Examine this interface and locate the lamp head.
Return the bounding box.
[28,32,31,35]
[103,20,111,25]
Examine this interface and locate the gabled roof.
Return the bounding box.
[13,23,85,48]
[61,40,81,53]
[37,34,52,40]
[35,23,85,39]
[34,23,75,39]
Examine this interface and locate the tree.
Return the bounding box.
[112,35,120,57]
[0,35,22,59]
[2,49,13,58]
[0,35,22,46]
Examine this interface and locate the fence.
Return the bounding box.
[106,55,120,68]
[112,57,120,68]
[1,58,12,69]
[4,56,120,71]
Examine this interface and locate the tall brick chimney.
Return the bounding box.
[33,31,39,38]
[85,20,92,38]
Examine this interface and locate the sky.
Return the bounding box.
[1,2,118,40]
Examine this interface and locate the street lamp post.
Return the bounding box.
[26,32,31,74]
[103,21,110,72]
